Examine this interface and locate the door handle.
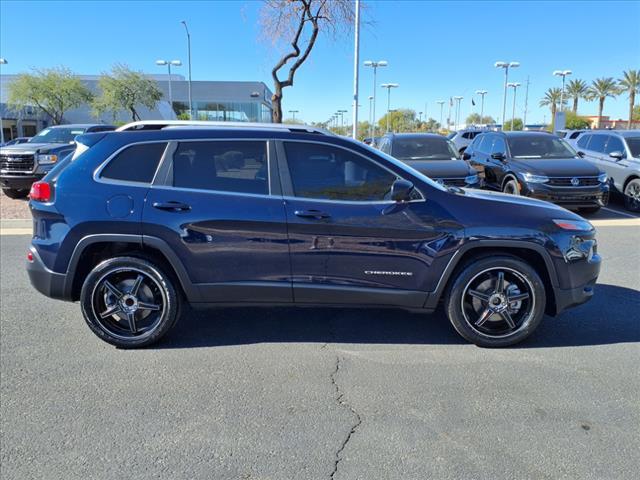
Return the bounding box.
[152,201,192,212]
[294,209,331,220]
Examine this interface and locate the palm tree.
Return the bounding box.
[587,77,619,128]
[539,88,565,129]
[619,70,640,129]
[566,79,589,114]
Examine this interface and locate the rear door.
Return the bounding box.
[142,138,292,303]
[277,140,442,307]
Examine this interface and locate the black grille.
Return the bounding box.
[547,177,600,187]
[0,154,35,173]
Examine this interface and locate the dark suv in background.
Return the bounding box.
[0,124,115,198]
[378,133,480,188]
[464,131,609,214]
[27,123,600,349]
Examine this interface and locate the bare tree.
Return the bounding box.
[259,0,354,123]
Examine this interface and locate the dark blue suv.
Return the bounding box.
[26,124,601,348]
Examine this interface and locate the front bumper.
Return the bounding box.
[0,174,42,191]
[26,245,69,301]
[523,182,609,209]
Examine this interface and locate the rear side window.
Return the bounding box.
[588,135,607,153]
[284,142,397,201]
[576,134,591,149]
[172,141,268,195]
[101,142,167,183]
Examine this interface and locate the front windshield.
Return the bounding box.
[626,137,640,158]
[358,141,448,192]
[507,135,576,159]
[28,127,86,144]
[393,137,458,161]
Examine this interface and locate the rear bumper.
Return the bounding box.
[26,246,69,301]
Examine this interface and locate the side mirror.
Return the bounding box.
[462,152,471,161]
[577,151,586,158]
[490,152,506,161]
[390,179,415,202]
[609,151,624,160]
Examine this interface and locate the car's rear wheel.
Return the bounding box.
[80,256,180,348]
[2,188,29,199]
[502,178,520,196]
[624,178,640,212]
[445,256,546,347]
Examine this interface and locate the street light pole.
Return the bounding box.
[338,109,348,130]
[553,69,572,112]
[352,0,360,139]
[180,21,193,119]
[495,61,520,130]
[475,90,487,126]
[380,84,399,132]
[454,96,463,130]
[437,100,445,131]
[523,76,530,130]
[507,82,521,130]
[364,60,388,139]
[368,96,374,134]
[0,57,7,144]
[156,59,182,114]
[288,110,299,121]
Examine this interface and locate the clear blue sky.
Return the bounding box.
[1,0,639,125]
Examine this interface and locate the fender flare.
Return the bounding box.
[424,239,559,310]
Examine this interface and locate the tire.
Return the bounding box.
[502,178,520,196]
[578,206,601,215]
[2,188,29,199]
[80,256,181,348]
[623,178,640,212]
[444,255,546,347]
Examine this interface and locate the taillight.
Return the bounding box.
[29,181,52,202]
[27,251,34,262]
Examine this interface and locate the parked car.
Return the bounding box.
[448,128,486,154]
[556,129,586,143]
[378,133,480,188]
[1,137,32,147]
[27,123,601,349]
[464,131,609,214]
[0,124,115,198]
[575,130,640,211]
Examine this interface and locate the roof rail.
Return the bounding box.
[116,120,332,136]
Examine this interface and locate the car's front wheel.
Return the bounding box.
[502,178,520,196]
[80,256,181,348]
[2,188,29,199]
[445,255,546,347]
[624,178,640,212]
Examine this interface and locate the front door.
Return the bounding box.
[277,140,443,308]
[142,139,292,303]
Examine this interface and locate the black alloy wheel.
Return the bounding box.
[81,257,180,348]
[624,179,640,212]
[445,256,546,347]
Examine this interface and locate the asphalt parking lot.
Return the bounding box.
[1,201,639,480]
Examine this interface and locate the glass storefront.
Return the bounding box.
[172,101,272,123]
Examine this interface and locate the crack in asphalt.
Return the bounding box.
[329,356,362,480]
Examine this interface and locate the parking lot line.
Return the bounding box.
[590,218,640,227]
[601,207,639,219]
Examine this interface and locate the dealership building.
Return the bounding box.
[0,74,274,141]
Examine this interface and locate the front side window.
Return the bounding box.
[491,137,506,155]
[476,134,492,154]
[284,142,397,201]
[507,135,575,159]
[172,141,268,195]
[101,142,168,183]
[604,136,624,154]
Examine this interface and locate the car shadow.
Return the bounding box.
[157,283,639,350]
